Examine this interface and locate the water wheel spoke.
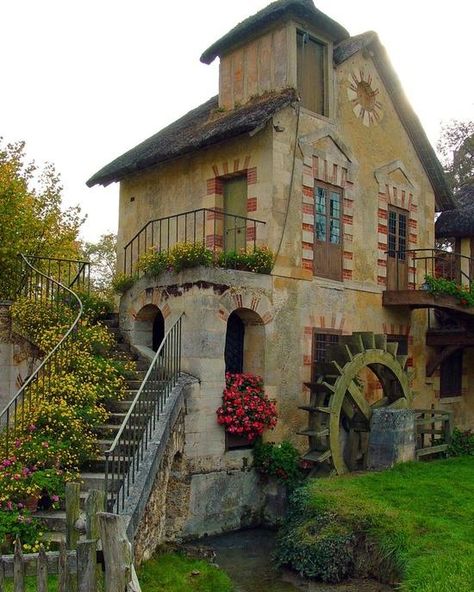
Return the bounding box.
[387,397,408,410]
[347,382,372,421]
[371,396,389,409]
[301,331,413,476]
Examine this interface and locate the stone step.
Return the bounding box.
[43,531,66,545]
[33,511,69,533]
[107,412,128,425]
[80,472,120,493]
[94,423,121,438]
[82,454,132,473]
[105,399,136,413]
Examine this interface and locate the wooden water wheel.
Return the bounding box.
[299,332,413,474]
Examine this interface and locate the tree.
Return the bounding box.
[0,139,83,298]
[81,233,117,295]
[437,119,474,193]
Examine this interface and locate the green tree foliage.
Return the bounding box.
[0,139,83,298]
[81,232,117,295]
[437,119,474,193]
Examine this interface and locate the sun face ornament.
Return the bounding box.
[347,69,383,127]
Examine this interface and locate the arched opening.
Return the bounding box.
[224,308,266,450]
[224,308,265,376]
[224,312,245,373]
[153,311,165,352]
[133,304,165,351]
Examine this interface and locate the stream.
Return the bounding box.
[187,528,393,592]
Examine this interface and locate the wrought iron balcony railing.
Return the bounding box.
[123,208,265,276]
[385,248,473,292]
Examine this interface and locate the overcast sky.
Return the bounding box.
[1,0,473,242]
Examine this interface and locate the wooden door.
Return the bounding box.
[224,176,247,252]
[386,206,408,290]
[314,184,342,280]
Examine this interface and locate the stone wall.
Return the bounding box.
[0,303,38,411]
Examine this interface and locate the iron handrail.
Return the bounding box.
[385,248,473,291]
[22,256,91,291]
[0,254,90,456]
[123,208,266,276]
[104,313,184,513]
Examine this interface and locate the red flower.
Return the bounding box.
[216,373,278,442]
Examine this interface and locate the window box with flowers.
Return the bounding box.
[216,373,277,450]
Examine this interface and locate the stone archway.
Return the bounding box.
[224,307,265,377]
[133,304,165,351]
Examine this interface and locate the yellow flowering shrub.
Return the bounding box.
[1,295,135,552]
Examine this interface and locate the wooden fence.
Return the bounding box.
[0,484,141,592]
[415,408,453,459]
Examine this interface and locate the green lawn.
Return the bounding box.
[305,457,474,591]
[138,553,233,592]
[2,553,231,592]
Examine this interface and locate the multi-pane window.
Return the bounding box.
[387,206,408,290]
[440,350,463,398]
[314,183,343,280]
[315,186,341,244]
[312,330,340,380]
[388,208,407,260]
[296,31,327,116]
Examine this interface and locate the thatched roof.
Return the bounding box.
[200,0,349,65]
[334,31,454,212]
[86,89,297,188]
[436,185,474,238]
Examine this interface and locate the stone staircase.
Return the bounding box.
[35,313,149,544]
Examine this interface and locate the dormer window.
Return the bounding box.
[297,31,328,116]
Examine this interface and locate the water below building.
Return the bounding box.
[188,528,393,592]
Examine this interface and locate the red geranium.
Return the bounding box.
[216,373,278,442]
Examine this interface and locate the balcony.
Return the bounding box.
[123,208,266,277]
[382,248,474,317]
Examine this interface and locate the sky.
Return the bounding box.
[1,0,473,242]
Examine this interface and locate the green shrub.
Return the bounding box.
[76,290,114,322]
[137,249,171,278]
[170,242,213,272]
[253,440,303,487]
[217,246,274,274]
[448,427,474,456]
[0,510,45,554]
[424,275,474,306]
[112,272,137,294]
[275,487,355,583]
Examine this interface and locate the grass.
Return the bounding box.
[138,553,233,592]
[2,553,231,592]
[305,457,474,591]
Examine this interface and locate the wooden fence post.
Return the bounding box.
[58,540,70,592]
[77,540,97,592]
[86,490,106,541]
[13,537,24,592]
[66,482,81,550]
[37,546,47,592]
[98,513,141,592]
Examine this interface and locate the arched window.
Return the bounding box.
[224,312,245,373]
[153,310,165,352]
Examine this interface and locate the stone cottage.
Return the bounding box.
[87,0,472,537]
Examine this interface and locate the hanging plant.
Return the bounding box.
[216,373,277,443]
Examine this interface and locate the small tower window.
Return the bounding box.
[297,31,327,116]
